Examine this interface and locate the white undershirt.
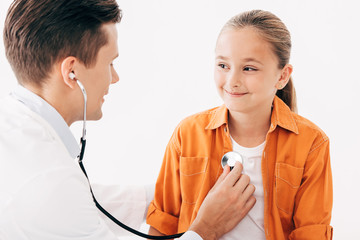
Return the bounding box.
[220,137,266,240]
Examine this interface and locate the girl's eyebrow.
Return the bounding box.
[242,57,264,66]
[215,55,229,60]
[216,55,264,66]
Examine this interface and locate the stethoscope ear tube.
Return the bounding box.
[78,137,86,163]
[76,80,87,141]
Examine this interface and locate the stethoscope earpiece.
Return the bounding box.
[221,151,243,170]
[69,72,76,80]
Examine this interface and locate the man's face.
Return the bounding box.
[76,23,119,120]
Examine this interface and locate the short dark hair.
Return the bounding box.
[3,0,122,87]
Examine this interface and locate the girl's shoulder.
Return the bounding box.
[178,105,225,129]
[291,112,327,138]
[287,112,329,152]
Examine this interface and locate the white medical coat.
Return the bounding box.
[0,87,146,240]
[0,87,201,240]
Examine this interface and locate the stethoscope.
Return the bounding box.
[71,72,243,239]
[221,151,244,170]
[71,72,184,239]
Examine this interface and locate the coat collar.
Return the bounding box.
[11,85,81,159]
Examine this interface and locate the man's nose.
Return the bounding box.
[111,66,119,84]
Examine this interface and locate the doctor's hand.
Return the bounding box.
[188,162,256,240]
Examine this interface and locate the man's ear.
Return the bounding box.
[276,64,293,89]
[60,56,78,89]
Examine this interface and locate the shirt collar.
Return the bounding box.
[205,96,299,134]
[270,96,299,134]
[10,85,80,159]
[205,104,228,130]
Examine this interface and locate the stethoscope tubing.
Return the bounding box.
[76,80,184,239]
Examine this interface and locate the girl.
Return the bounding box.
[146,10,333,240]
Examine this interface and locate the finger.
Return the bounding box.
[223,162,243,187]
[243,196,256,213]
[230,196,256,226]
[212,165,230,190]
[241,183,255,200]
[233,173,250,192]
[236,184,255,210]
[223,164,230,175]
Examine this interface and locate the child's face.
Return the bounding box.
[214,27,285,114]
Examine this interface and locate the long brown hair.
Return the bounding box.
[221,10,297,112]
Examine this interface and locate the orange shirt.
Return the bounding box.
[146,96,333,240]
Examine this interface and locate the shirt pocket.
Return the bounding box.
[275,162,304,214]
[179,157,208,204]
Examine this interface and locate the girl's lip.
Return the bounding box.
[224,89,248,96]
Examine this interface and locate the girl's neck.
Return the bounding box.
[228,106,272,148]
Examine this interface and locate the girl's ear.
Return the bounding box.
[276,64,293,89]
[60,56,78,89]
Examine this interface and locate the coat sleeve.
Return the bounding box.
[146,125,182,235]
[289,137,333,240]
[2,167,120,240]
[92,183,151,236]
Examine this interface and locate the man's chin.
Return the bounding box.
[87,110,103,121]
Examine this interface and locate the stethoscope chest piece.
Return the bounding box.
[221,151,243,170]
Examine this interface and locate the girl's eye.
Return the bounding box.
[244,67,257,71]
[218,64,228,69]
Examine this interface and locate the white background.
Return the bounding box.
[1,0,359,239]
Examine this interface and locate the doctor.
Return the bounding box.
[0,0,256,239]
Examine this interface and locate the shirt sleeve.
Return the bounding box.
[146,127,182,235]
[289,138,333,239]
